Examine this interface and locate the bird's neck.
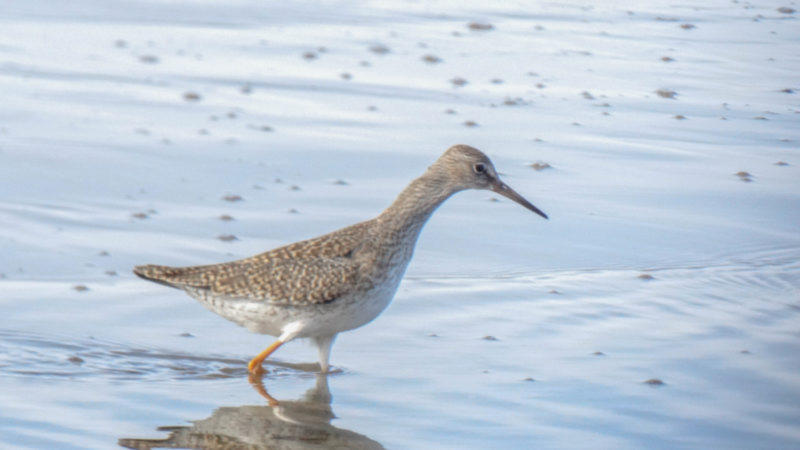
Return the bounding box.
[376,168,460,242]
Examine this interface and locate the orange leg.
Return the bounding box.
[248,340,283,374]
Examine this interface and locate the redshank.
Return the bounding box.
[134,145,547,374]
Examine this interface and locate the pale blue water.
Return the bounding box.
[1,0,799,448]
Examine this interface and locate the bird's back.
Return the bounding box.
[134,220,375,304]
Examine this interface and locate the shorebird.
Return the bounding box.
[134,145,547,375]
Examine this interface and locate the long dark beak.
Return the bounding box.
[490,178,548,219]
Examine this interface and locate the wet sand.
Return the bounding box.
[1,0,799,448]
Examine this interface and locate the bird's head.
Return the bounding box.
[435,144,548,219]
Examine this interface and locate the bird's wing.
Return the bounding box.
[133,221,373,304]
[207,256,360,304]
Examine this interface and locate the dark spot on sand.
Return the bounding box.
[73,285,89,292]
[450,77,468,87]
[638,273,655,280]
[289,185,301,191]
[333,179,348,185]
[468,22,494,31]
[780,88,794,94]
[753,116,768,120]
[288,208,299,214]
[489,197,499,202]
[179,332,194,338]
[549,289,561,295]
[444,108,457,114]
[536,83,546,89]
[735,171,753,182]
[530,162,552,171]
[240,84,252,94]
[680,23,696,30]
[105,270,117,276]
[369,44,390,55]
[581,91,595,100]
[219,214,234,221]
[491,78,504,84]
[139,54,159,64]
[131,212,148,219]
[183,91,201,102]
[428,333,438,337]
[523,377,535,382]
[482,335,499,341]
[644,378,665,386]
[503,97,524,106]
[655,17,679,22]
[661,56,675,62]
[777,7,795,14]
[98,251,110,257]
[217,234,238,242]
[656,89,677,99]
[340,72,352,80]
[674,114,687,120]
[68,356,84,364]
[367,105,378,111]
[222,194,243,202]
[421,54,442,64]
[593,351,605,356]
[774,161,789,166]
[302,51,317,60]
[463,120,478,127]
[741,349,752,354]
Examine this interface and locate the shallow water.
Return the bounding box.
[1,0,799,448]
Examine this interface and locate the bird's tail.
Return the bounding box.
[133,264,189,289]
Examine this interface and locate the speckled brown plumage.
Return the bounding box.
[134,221,372,305]
[133,144,547,373]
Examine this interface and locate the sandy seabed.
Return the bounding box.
[1,1,799,448]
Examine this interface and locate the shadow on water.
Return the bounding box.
[118,374,384,450]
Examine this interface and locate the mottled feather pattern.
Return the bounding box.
[132,145,545,373]
[134,221,372,305]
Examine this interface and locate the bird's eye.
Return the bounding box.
[473,163,486,174]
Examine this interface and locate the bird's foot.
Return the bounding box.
[247,360,266,376]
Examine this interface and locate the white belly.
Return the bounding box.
[185,263,406,338]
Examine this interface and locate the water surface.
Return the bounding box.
[1,0,799,448]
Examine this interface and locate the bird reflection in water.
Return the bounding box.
[118,373,383,449]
